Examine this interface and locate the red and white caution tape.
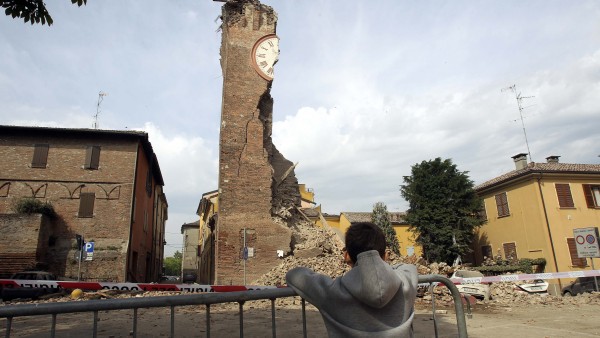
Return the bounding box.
[0,280,278,293]
[450,269,600,285]
[1,269,599,292]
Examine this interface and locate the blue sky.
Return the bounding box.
[1,0,599,256]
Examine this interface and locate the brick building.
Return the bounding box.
[215,1,300,284]
[0,125,167,282]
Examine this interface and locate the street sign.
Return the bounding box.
[573,227,600,258]
[84,241,95,261]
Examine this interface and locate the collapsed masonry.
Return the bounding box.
[215,0,301,284]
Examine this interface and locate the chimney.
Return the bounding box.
[546,155,560,163]
[512,153,528,170]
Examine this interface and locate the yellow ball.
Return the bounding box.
[71,289,83,299]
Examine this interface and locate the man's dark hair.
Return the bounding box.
[345,222,386,263]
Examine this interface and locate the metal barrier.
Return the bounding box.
[0,275,467,338]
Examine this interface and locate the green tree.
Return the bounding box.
[371,202,400,255]
[163,251,182,276]
[400,157,484,264]
[2,0,87,26]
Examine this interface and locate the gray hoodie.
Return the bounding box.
[286,250,418,337]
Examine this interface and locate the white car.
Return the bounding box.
[451,270,491,300]
[515,279,549,293]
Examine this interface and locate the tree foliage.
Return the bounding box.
[163,251,182,276]
[371,202,400,255]
[2,0,87,26]
[400,157,484,264]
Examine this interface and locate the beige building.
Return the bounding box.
[180,221,200,282]
[474,154,600,294]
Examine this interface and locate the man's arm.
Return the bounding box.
[286,267,335,307]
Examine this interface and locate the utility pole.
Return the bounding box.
[502,84,535,162]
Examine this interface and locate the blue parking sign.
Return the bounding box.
[84,241,94,261]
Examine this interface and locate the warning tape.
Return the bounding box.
[0,280,278,293]
[1,269,599,292]
[449,269,600,285]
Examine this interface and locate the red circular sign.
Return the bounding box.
[576,235,585,245]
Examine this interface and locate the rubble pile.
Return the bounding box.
[254,222,347,286]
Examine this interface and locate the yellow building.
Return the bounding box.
[196,190,218,284]
[474,154,600,294]
[305,209,422,257]
[339,212,422,257]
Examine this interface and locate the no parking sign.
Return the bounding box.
[573,227,600,258]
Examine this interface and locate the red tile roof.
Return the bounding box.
[475,162,600,191]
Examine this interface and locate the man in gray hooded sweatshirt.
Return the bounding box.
[286,222,418,337]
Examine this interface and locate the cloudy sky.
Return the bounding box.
[1,0,599,256]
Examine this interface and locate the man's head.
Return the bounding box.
[344,222,387,265]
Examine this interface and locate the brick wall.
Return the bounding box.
[0,129,158,282]
[216,1,294,284]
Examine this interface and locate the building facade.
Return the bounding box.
[180,220,200,282]
[0,125,167,282]
[474,154,600,294]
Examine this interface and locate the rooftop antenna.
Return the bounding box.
[93,91,108,129]
[502,84,534,162]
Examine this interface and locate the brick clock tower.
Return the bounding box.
[215,0,294,285]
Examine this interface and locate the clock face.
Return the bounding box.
[252,35,279,81]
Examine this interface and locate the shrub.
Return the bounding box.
[13,198,56,217]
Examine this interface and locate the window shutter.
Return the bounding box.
[478,205,488,221]
[32,144,49,168]
[567,237,587,267]
[495,192,510,217]
[503,242,518,262]
[78,193,95,218]
[85,146,101,169]
[555,183,574,208]
[582,184,596,208]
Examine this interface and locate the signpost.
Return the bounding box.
[85,241,95,261]
[573,227,600,292]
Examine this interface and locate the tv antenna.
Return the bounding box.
[502,84,534,162]
[93,91,108,129]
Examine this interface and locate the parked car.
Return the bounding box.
[182,271,197,283]
[1,271,60,301]
[562,277,600,296]
[11,271,57,280]
[451,270,491,300]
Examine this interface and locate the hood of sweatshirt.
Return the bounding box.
[340,250,402,309]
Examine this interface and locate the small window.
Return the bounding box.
[567,237,588,267]
[31,144,49,168]
[146,168,152,197]
[78,192,95,218]
[555,183,574,208]
[503,242,518,262]
[583,184,600,208]
[478,205,488,221]
[481,245,492,260]
[495,192,510,217]
[85,146,101,169]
